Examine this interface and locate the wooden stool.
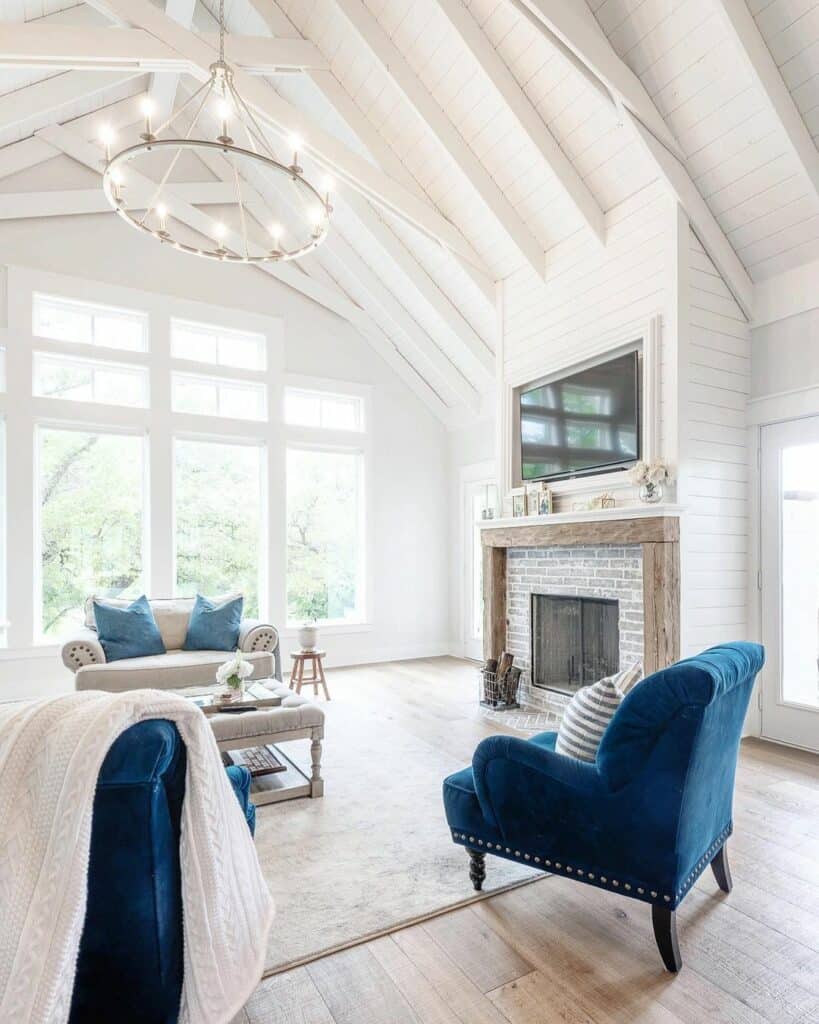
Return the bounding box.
[290,649,330,700]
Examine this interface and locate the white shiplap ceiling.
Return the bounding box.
[2,0,819,421]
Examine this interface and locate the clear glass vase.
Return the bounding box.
[639,481,664,504]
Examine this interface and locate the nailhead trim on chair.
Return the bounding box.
[452,821,733,907]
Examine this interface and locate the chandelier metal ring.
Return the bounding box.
[99,0,333,264]
[102,139,331,264]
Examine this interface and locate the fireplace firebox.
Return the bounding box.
[531,594,619,695]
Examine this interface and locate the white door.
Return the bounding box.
[463,479,491,662]
[760,418,819,751]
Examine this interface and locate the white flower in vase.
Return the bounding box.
[216,649,254,696]
[629,458,673,504]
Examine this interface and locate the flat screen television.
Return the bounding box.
[518,350,640,482]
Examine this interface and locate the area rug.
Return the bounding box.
[253,662,543,974]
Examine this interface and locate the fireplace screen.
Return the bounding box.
[531,594,619,695]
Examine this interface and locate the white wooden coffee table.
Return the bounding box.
[179,679,325,805]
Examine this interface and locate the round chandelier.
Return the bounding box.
[100,0,333,263]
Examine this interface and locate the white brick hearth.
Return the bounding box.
[506,545,645,713]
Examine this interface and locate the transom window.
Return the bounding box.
[34,353,149,408]
[171,318,266,371]
[172,372,266,421]
[285,387,364,432]
[33,293,148,352]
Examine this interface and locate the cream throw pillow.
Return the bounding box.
[555,663,643,763]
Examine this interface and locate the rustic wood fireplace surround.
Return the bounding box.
[481,510,681,677]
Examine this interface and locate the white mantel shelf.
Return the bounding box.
[478,504,685,532]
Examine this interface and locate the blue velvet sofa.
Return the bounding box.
[443,642,764,972]
[69,720,256,1024]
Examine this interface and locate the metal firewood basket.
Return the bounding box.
[480,667,520,710]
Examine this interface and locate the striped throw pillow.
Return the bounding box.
[555,664,642,763]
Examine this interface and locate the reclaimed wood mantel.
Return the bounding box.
[480,507,683,676]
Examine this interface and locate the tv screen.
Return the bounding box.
[519,351,640,482]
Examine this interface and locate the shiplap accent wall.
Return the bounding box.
[500,180,673,508]
[681,230,751,656]
[498,180,751,660]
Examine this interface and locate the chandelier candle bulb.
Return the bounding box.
[140,97,155,141]
[156,204,168,234]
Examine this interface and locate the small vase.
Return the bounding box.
[639,481,663,504]
[298,624,318,651]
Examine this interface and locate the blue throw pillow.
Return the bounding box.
[93,595,166,663]
[183,593,243,652]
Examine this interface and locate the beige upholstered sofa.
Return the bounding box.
[62,595,281,692]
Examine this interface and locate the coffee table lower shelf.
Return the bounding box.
[225,744,313,805]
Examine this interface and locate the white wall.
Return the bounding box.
[0,213,450,697]
[752,307,819,399]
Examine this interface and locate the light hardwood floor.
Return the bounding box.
[236,657,819,1024]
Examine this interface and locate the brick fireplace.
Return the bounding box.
[481,509,680,713]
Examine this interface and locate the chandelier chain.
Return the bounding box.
[219,0,226,64]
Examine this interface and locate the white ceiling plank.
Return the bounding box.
[341,188,495,385]
[191,141,480,409]
[304,67,496,307]
[628,112,755,320]
[714,0,819,219]
[35,121,452,421]
[148,0,197,124]
[0,23,326,74]
[328,0,546,280]
[0,68,140,133]
[434,0,606,249]
[90,0,490,274]
[512,0,684,160]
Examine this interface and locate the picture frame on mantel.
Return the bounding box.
[510,488,526,517]
[526,482,553,516]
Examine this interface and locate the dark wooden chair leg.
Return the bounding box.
[651,905,682,973]
[468,849,486,891]
[710,843,732,893]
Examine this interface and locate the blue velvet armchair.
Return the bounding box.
[443,642,764,972]
[69,720,256,1024]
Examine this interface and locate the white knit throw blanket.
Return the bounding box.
[0,690,275,1024]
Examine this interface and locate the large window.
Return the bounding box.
[175,439,264,617]
[38,427,145,639]
[286,446,364,625]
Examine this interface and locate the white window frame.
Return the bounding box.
[283,375,373,635]
[33,291,149,352]
[33,350,150,408]
[0,266,285,656]
[170,316,267,371]
[284,384,366,432]
[171,369,267,422]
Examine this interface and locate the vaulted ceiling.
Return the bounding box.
[2,0,819,422]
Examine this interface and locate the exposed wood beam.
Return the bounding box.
[512,0,684,160]
[148,0,197,124]
[0,24,325,74]
[36,122,452,420]
[510,0,755,318]
[0,182,237,220]
[435,0,606,249]
[328,0,545,279]
[191,140,480,409]
[714,0,819,217]
[0,69,140,134]
[91,0,490,274]
[628,113,754,319]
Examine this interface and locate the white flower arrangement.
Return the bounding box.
[216,649,254,690]
[628,458,674,487]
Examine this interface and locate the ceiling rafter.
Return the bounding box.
[189,138,480,409]
[90,0,490,274]
[327,0,546,280]
[434,0,605,250]
[713,0,819,220]
[0,68,140,135]
[148,0,197,124]
[34,121,453,421]
[0,182,238,219]
[0,23,325,73]
[511,0,755,319]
